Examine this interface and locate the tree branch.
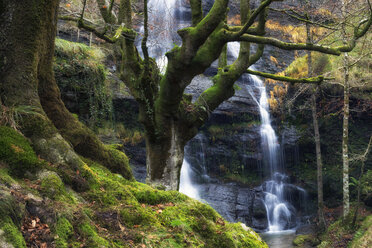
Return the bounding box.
[190,0,203,26]
[246,69,334,84]
[235,0,280,37]
[234,34,344,55]
[269,7,338,30]
[141,0,149,63]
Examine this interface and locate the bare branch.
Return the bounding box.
[246,69,334,84]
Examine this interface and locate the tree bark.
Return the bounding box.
[306,21,326,229]
[341,0,350,218]
[145,121,188,190]
[0,0,132,185]
[342,53,350,218]
[0,0,87,181]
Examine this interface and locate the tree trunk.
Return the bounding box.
[146,120,187,190]
[0,0,88,180]
[342,53,350,218]
[0,0,132,188]
[306,21,325,228]
[311,91,326,228]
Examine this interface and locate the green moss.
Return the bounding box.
[55,217,74,248]
[0,216,26,248]
[0,167,16,186]
[129,182,187,205]
[78,222,110,248]
[39,171,74,202]
[0,126,43,176]
[293,234,319,247]
[350,215,372,248]
[54,39,112,129]
[105,146,133,180]
[120,205,158,228]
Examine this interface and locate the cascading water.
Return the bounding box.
[247,71,302,232]
[140,0,179,71]
[139,0,202,199]
[140,1,307,234]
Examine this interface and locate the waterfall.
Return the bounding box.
[179,159,201,199]
[140,0,179,72]
[138,0,202,199]
[247,70,302,232]
[140,1,307,231]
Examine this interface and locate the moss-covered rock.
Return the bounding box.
[293,234,319,247]
[0,126,44,176]
[0,217,26,248]
[78,222,110,248]
[38,170,74,202]
[0,190,26,247]
[0,136,267,248]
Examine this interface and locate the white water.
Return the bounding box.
[139,0,202,200]
[141,1,306,231]
[248,72,299,232]
[179,159,201,199]
[141,0,179,71]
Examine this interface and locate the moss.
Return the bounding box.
[293,234,318,246]
[105,146,133,180]
[129,182,187,205]
[0,167,16,186]
[55,217,74,248]
[0,126,44,176]
[0,216,26,248]
[39,171,74,202]
[350,215,372,248]
[54,38,112,129]
[78,222,110,248]
[120,205,158,228]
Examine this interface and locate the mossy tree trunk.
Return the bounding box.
[74,0,371,190]
[0,0,132,181]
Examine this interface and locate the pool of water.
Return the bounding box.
[260,230,296,248]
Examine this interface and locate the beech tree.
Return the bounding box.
[0,0,133,192]
[60,0,372,190]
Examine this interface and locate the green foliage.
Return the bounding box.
[318,211,371,248]
[0,126,44,176]
[360,170,372,196]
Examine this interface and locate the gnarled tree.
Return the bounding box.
[0,0,133,189]
[64,0,371,190]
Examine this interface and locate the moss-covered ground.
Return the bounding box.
[0,125,267,248]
